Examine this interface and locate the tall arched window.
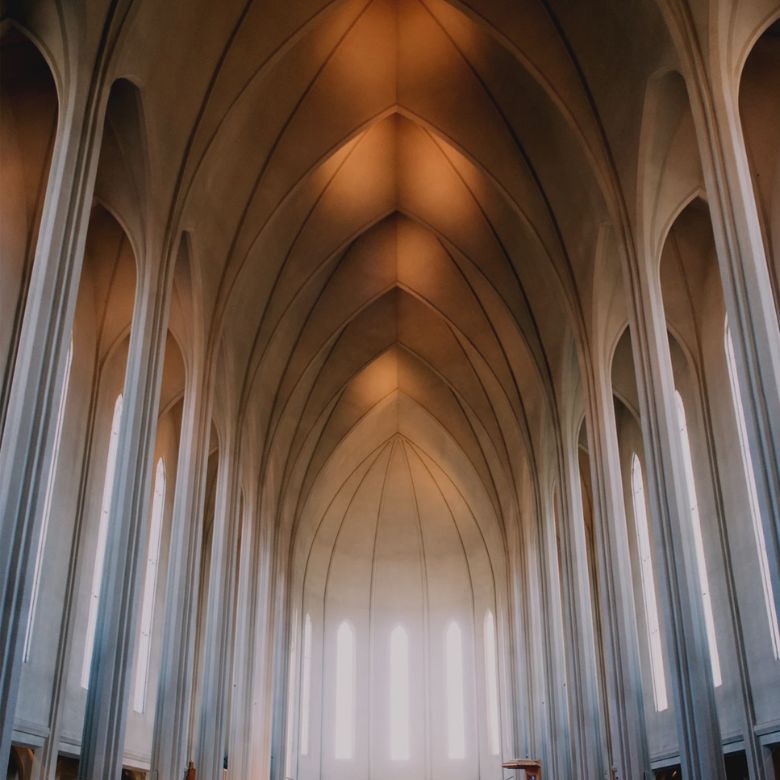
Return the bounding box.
[334,620,355,759]
[81,393,123,689]
[23,340,72,662]
[445,621,465,759]
[631,453,668,711]
[483,610,500,755]
[675,391,722,686]
[132,458,165,712]
[725,322,780,658]
[300,613,312,756]
[389,624,410,760]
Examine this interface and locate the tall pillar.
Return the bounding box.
[0,86,104,763]
[217,473,244,777]
[702,73,780,637]
[78,258,174,779]
[245,513,278,778]
[269,519,301,780]
[536,489,572,779]
[38,369,106,780]
[659,0,780,671]
[195,437,242,778]
[151,362,213,780]
[627,254,725,778]
[557,435,609,779]
[236,486,269,780]
[506,509,532,760]
[691,357,765,779]
[226,493,254,780]
[584,370,650,780]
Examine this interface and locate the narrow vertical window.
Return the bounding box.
[132,458,165,712]
[389,624,410,760]
[81,393,123,689]
[445,621,465,759]
[334,620,355,759]
[24,340,72,662]
[631,454,668,711]
[675,391,722,687]
[300,613,312,756]
[483,611,500,756]
[725,323,780,658]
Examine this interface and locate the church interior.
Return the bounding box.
[1,0,780,778]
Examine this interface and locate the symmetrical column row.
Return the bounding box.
[0,31,252,780]
[540,33,780,780]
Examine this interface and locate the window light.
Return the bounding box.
[132,458,165,712]
[445,621,466,759]
[631,453,669,710]
[389,624,410,760]
[334,621,356,759]
[81,393,123,689]
[674,391,722,687]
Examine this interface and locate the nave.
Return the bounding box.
[2,1,780,778]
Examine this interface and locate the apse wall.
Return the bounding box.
[286,419,513,780]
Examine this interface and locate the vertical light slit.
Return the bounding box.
[445,621,465,759]
[675,391,722,687]
[132,457,165,712]
[334,620,355,759]
[389,624,410,760]
[631,454,668,711]
[81,393,123,689]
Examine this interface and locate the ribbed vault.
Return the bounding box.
[174,0,614,504]
[180,9,614,768]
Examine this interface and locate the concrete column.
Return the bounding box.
[151,362,213,780]
[506,511,532,760]
[584,371,650,780]
[226,495,254,780]
[687,361,765,779]
[243,488,290,779]
[195,437,242,778]
[557,436,609,779]
[269,523,298,780]
[658,0,780,679]
[78,258,174,779]
[699,76,780,643]
[219,481,245,775]
[518,484,559,778]
[38,363,106,780]
[499,500,533,757]
[246,514,278,778]
[536,488,572,779]
[627,257,725,778]
[0,85,103,763]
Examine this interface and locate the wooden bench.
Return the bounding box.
[502,758,542,780]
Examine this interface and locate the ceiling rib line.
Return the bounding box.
[282,390,504,545]
[251,272,526,450]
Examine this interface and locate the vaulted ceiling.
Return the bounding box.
[72,0,773,540]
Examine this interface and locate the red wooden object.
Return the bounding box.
[502,758,542,780]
